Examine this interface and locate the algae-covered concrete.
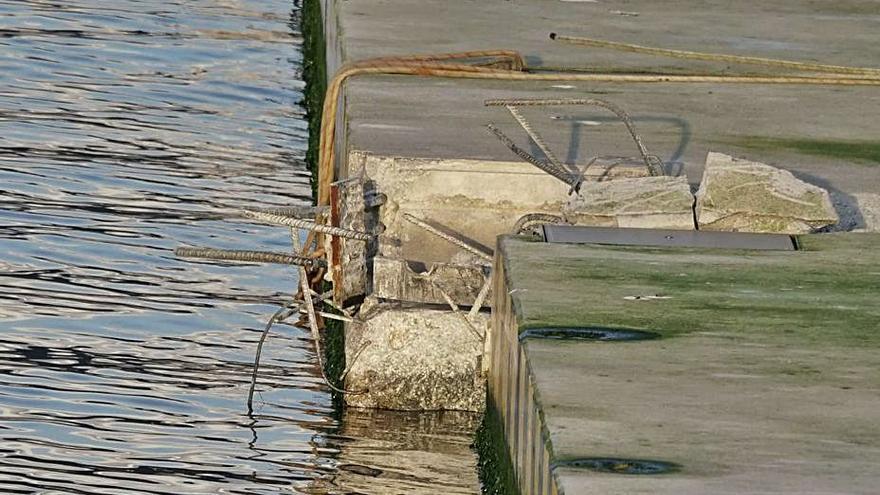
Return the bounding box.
[492,233,880,494]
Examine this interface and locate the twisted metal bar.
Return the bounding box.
[247,306,287,414]
[486,98,664,176]
[513,213,567,235]
[175,247,326,269]
[241,209,373,241]
[278,291,332,321]
[402,213,493,262]
[504,105,573,176]
[299,266,366,395]
[426,277,485,342]
[468,272,493,320]
[245,205,327,219]
[340,339,372,383]
[486,124,578,187]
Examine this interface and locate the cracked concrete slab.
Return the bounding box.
[695,152,838,233]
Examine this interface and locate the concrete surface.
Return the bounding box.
[325,0,880,221]
[491,233,880,494]
[318,2,880,488]
[344,298,488,411]
[564,175,695,229]
[372,256,489,306]
[696,152,838,233]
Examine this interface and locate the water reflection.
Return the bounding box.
[0,0,479,492]
[309,409,481,495]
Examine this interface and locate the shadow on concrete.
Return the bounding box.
[791,170,866,231]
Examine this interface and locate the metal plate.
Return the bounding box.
[542,225,797,251]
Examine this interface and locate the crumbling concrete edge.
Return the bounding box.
[487,236,564,495]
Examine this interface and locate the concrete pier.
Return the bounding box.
[315,1,880,492]
[491,233,880,494]
[321,0,880,212]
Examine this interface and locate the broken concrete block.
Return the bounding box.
[562,175,695,230]
[696,152,838,233]
[372,256,489,306]
[344,302,487,412]
[352,151,650,264]
[328,176,371,304]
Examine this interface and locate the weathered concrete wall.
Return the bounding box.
[488,247,558,495]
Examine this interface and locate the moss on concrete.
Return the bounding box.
[731,137,880,166]
[302,0,327,198]
[301,0,346,409]
[501,233,880,348]
[475,397,518,495]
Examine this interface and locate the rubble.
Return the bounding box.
[563,175,696,230]
[695,152,838,233]
[372,256,489,306]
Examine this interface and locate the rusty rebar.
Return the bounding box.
[485,98,664,176]
[244,205,327,219]
[549,33,880,77]
[247,306,287,415]
[317,55,880,207]
[242,209,374,241]
[175,247,325,269]
[513,213,567,235]
[402,213,493,262]
[485,124,578,187]
[299,267,366,395]
[504,105,575,176]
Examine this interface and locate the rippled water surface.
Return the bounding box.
[0,1,479,493]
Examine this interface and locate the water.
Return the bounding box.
[0,1,480,493]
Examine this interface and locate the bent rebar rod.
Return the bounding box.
[513,213,567,235]
[485,124,579,187]
[299,266,366,395]
[247,306,286,415]
[244,205,328,219]
[485,98,665,177]
[402,213,493,262]
[504,105,576,177]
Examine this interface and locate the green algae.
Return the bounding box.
[302,0,327,198]
[475,398,518,495]
[301,0,347,409]
[501,234,880,348]
[731,136,880,166]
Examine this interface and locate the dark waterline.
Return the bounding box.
[0,1,479,492]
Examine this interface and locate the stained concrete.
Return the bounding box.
[344,299,488,411]
[493,234,880,494]
[372,256,489,306]
[318,1,880,488]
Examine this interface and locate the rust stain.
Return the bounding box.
[329,184,344,301]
